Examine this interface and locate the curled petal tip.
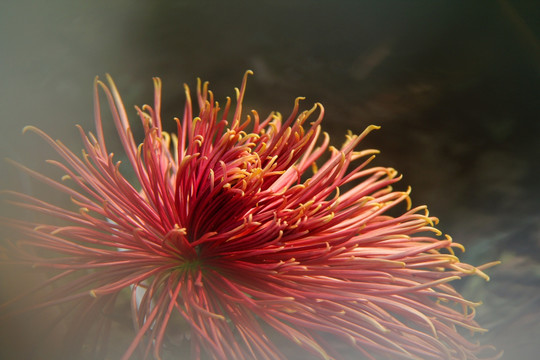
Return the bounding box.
[22,125,37,134]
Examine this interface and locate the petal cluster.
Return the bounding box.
[1,71,498,359]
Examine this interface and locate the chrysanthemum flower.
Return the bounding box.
[1,71,499,359]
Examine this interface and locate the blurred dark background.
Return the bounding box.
[1,0,539,359]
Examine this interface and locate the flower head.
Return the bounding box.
[1,71,498,359]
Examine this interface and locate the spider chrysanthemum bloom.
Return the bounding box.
[1,71,499,360]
